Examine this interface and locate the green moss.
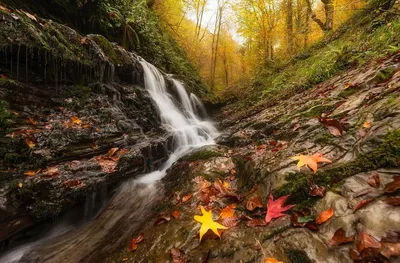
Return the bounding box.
[337,85,362,98]
[261,225,291,242]
[275,129,400,207]
[183,149,223,162]
[90,35,121,65]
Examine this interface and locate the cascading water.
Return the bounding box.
[0,59,218,263]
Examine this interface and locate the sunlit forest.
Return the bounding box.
[154,0,364,92]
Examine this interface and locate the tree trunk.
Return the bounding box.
[286,0,294,54]
[324,0,334,31]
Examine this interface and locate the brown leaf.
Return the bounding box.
[309,184,326,197]
[367,172,380,188]
[327,228,354,246]
[363,121,373,129]
[353,199,374,212]
[381,230,400,243]
[63,179,84,188]
[170,247,188,263]
[95,156,117,173]
[384,196,400,206]
[154,215,171,226]
[128,233,144,252]
[316,208,334,224]
[246,218,267,227]
[305,222,320,231]
[319,118,343,137]
[220,216,241,228]
[246,196,263,211]
[356,232,381,252]
[171,210,181,219]
[181,194,192,203]
[384,176,400,193]
[42,166,59,177]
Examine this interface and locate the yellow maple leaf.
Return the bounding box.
[194,206,227,241]
[71,116,82,125]
[291,153,332,173]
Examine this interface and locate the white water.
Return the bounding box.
[0,59,218,263]
[136,60,218,184]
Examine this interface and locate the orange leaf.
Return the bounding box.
[43,166,59,177]
[220,205,235,219]
[291,153,332,173]
[316,208,334,224]
[28,118,37,126]
[181,194,192,203]
[128,233,144,252]
[327,228,354,246]
[171,210,181,219]
[363,121,373,129]
[24,169,41,177]
[353,199,374,212]
[71,116,82,125]
[265,258,283,263]
[107,147,119,157]
[355,232,381,252]
[25,137,36,149]
[18,183,23,188]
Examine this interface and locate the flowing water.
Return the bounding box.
[0,59,218,262]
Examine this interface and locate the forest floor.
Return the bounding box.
[105,49,400,263]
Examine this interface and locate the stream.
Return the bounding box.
[0,59,218,263]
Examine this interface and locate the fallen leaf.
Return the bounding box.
[154,215,171,226]
[220,205,235,219]
[220,216,241,228]
[107,147,119,157]
[316,208,334,224]
[309,184,326,197]
[24,169,41,177]
[355,232,381,252]
[381,230,400,243]
[63,179,84,188]
[246,218,267,227]
[95,156,117,173]
[18,183,23,188]
[353,199,374,212]
[264,258,283,263]
[170,247,188,263]
[194,206,227,241]
[71,116,82,125]
[182,194,192,203]
[381,242,400,258]
[128,233,144,252]
[19,10,37,21]
[363,121,373,129]
[327,228,354,246]
[291,153,332,173]
[384,176,400,193]
[25,137,36,149]
[172,210,181,219]
[265,194,295,224]
[384,196,400,206]
[319,118,343,137]
[42,166,59,177]
[367,172,380,188]
[246,196,264,211]
[28,118,37,126]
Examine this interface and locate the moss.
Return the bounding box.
[90,35,121,65]
[183,149,223,162]
[337,85,362,98]
[285,249,313,263]
[300,103,338,118]
[314,133,334,146]
[0,100,12,133]
[275,129,400,207]
[261,225,291,242]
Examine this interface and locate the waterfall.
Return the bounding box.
[0,59,217,263]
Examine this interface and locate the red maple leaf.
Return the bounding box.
[265,194,295,224]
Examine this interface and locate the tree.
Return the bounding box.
[305,0,334,31]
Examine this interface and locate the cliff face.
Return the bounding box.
[0,4,179,244]
[1,0,210,99]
